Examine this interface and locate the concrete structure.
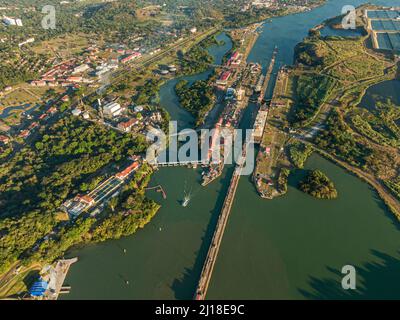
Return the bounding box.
[216,71,231,86]
[18,37,35,47]
[103,102,122,118]
[366,8,400,52]
[236,88,245,101]
[72,64,90,74]
[195,142,249,300]
[253,110,268,143]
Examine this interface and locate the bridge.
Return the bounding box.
[154,159,215,167]
[194,143,248,300]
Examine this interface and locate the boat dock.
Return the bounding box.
[194,143,248,300]
[46,258,78,300]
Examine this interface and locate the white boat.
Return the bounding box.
[182,195,190,207]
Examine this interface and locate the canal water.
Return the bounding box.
[158,32,233,130]
[64,0,400,300]
[359,79,400,111]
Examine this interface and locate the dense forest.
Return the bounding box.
[299,169,338,199]
[290,74,336,125]
[0,115,157,274]
[288,141,313,169]
[315,110,371,168]
[175,79,214,126]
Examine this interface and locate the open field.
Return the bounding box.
[31,33,95,59]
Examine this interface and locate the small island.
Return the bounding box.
[299,170,338,200]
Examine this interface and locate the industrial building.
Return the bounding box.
[62,161,141,218]
[103,102,123,118]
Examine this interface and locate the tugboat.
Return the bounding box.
[182,193,191,207]
[182,183,192,207]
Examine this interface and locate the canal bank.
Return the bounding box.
[64,0,400,300]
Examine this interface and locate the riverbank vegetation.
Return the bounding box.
[179,40,215,75]
[299,169,338,199]
[290,8,400,214]
[349,99,400,148]
[315,110,371,168]
[175,79,215,126]
[0,115,157,276]
[288,141,314,169]
[290,29,393,125]
[277,168,290,194]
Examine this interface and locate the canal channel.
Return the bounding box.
[64,0,400,299]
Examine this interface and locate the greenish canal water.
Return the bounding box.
[64,0,400,300]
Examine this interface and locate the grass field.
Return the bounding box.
[31,33,95,59]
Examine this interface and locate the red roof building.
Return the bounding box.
[28,122,39,130]
[216,71,231,86]
[0,135,10,144]
[67,76,83,83]
[19,130,30,138]
[78,195,95,205]
[120,53,141,64]
[47,107,57,114]
[116,162,140,180]
[117,118,138,132]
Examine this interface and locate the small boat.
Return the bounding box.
[182,182,192,207]
[182,195,190,207]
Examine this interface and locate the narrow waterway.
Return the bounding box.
[64,0,400,300]
[158,32,232,130]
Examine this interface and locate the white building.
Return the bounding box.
[2,16,16,26]
[134,105,144,112]
[2,16,23,26]
[72,108,82,116]
[73,64,90,74]
[18,38,35,48]
[103,102,123,118]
